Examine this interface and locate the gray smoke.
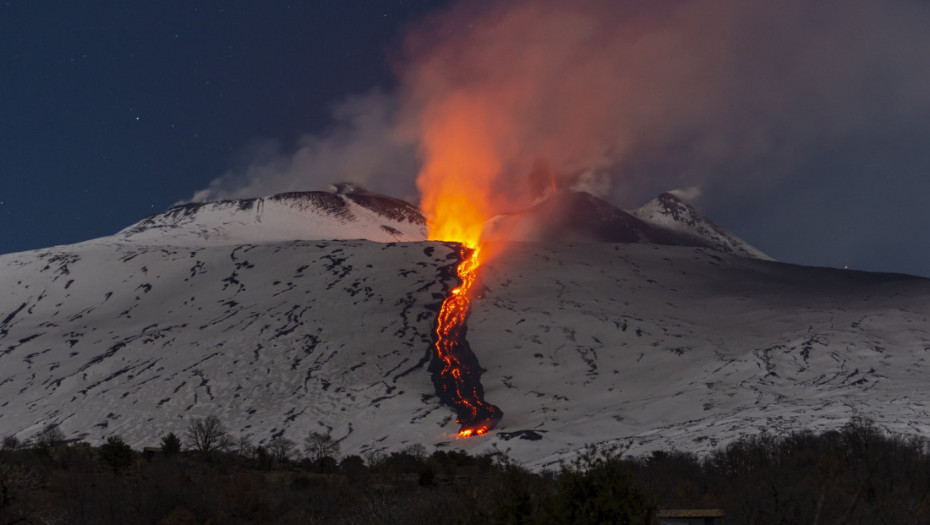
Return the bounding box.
[190,0,930,274]
[190,89,418,203]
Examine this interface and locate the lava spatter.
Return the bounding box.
[429,244,502,436]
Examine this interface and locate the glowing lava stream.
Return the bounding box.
[431,243,503,437]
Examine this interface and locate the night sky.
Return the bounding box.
[3,0,930,278]
[1,1,443,253]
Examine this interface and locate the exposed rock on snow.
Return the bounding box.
[1,189,926,469]
[117,190,427,246]
[485,191,770,260]
[631,192,771,260]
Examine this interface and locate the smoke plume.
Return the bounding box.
[190,89,419,203]
[194,0,930,237]
[403,0,930,216]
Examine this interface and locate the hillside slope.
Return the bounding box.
[0,239,458,454]
[2,234,928,468]
[470,243,930,465]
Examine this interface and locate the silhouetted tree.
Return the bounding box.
[254,445,272,470]
[3,420,929,524]
[185,415,227,454]
[99,436,135,473]
[304,431,339,464]
[1,434,19,451]
[488,456,547,524]
[217,433,235,453]
[549,445,653,525]
[339,455,369,481]
[234,435,254,457]
[362,448,384,470]
[34,423,65,449]
[268,437,295,463]
[160,432,182,456]
[403,443,427,461]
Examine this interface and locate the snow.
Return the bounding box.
[0,239,453,455]
[115,191,427,246]
[631,193,772,260]
[468,243,930,466]
[1,190,928,470]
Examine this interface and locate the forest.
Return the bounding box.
[2,418,928,524]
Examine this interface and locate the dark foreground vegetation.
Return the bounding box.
[2,418,929,524]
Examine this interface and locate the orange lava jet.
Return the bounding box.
[429,244,502,437]
[413,67,507,437]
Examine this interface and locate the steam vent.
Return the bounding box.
[429,245,503,436]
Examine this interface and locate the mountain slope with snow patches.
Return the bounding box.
[1,190,927,468]
[117,189,427,246]
[631,193,771,260]
[0,238,460,453]
[113,187,766,259]
[484,191,770,260]
[469,243,930,465]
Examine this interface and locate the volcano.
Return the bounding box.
[117,185,427,246]
[630,192,771,260]
[1,187,928,468]
[483,190,768,259]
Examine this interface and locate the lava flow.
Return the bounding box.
[429,243,503,437]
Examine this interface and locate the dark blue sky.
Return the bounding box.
[0,1,443,254]
[3,0,930,278]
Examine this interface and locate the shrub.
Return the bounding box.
[34,423,65,449]
[2,434,19,451]
[268,437,296,463]
[160,432,182,456]
[548,446,653,525]
[99,436,135,473]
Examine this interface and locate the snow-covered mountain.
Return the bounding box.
[631,192,771,260]
[117,186,427,246]
[485,191,677,245]
[0,238,454,455]
[470,243,930,463]
[2,187,927,469]
[484,190,769,259]
[115,185,764,257]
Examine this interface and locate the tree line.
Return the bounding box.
[2,417,928,524]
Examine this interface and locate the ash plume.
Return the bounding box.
[189,90,419,203]
[191,0,930,270]
[403,0,930,214]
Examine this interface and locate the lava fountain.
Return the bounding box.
[413,77,516,436]
[417,129,505,435]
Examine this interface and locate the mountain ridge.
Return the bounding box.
[631,192,772,260]
[109,187,769,260]
[116,189,428,246]
[2,187,927,469]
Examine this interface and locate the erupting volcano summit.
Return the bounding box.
[3,185,929,470]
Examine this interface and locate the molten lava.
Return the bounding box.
[414,85,505,436]
[430,244,503,437]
